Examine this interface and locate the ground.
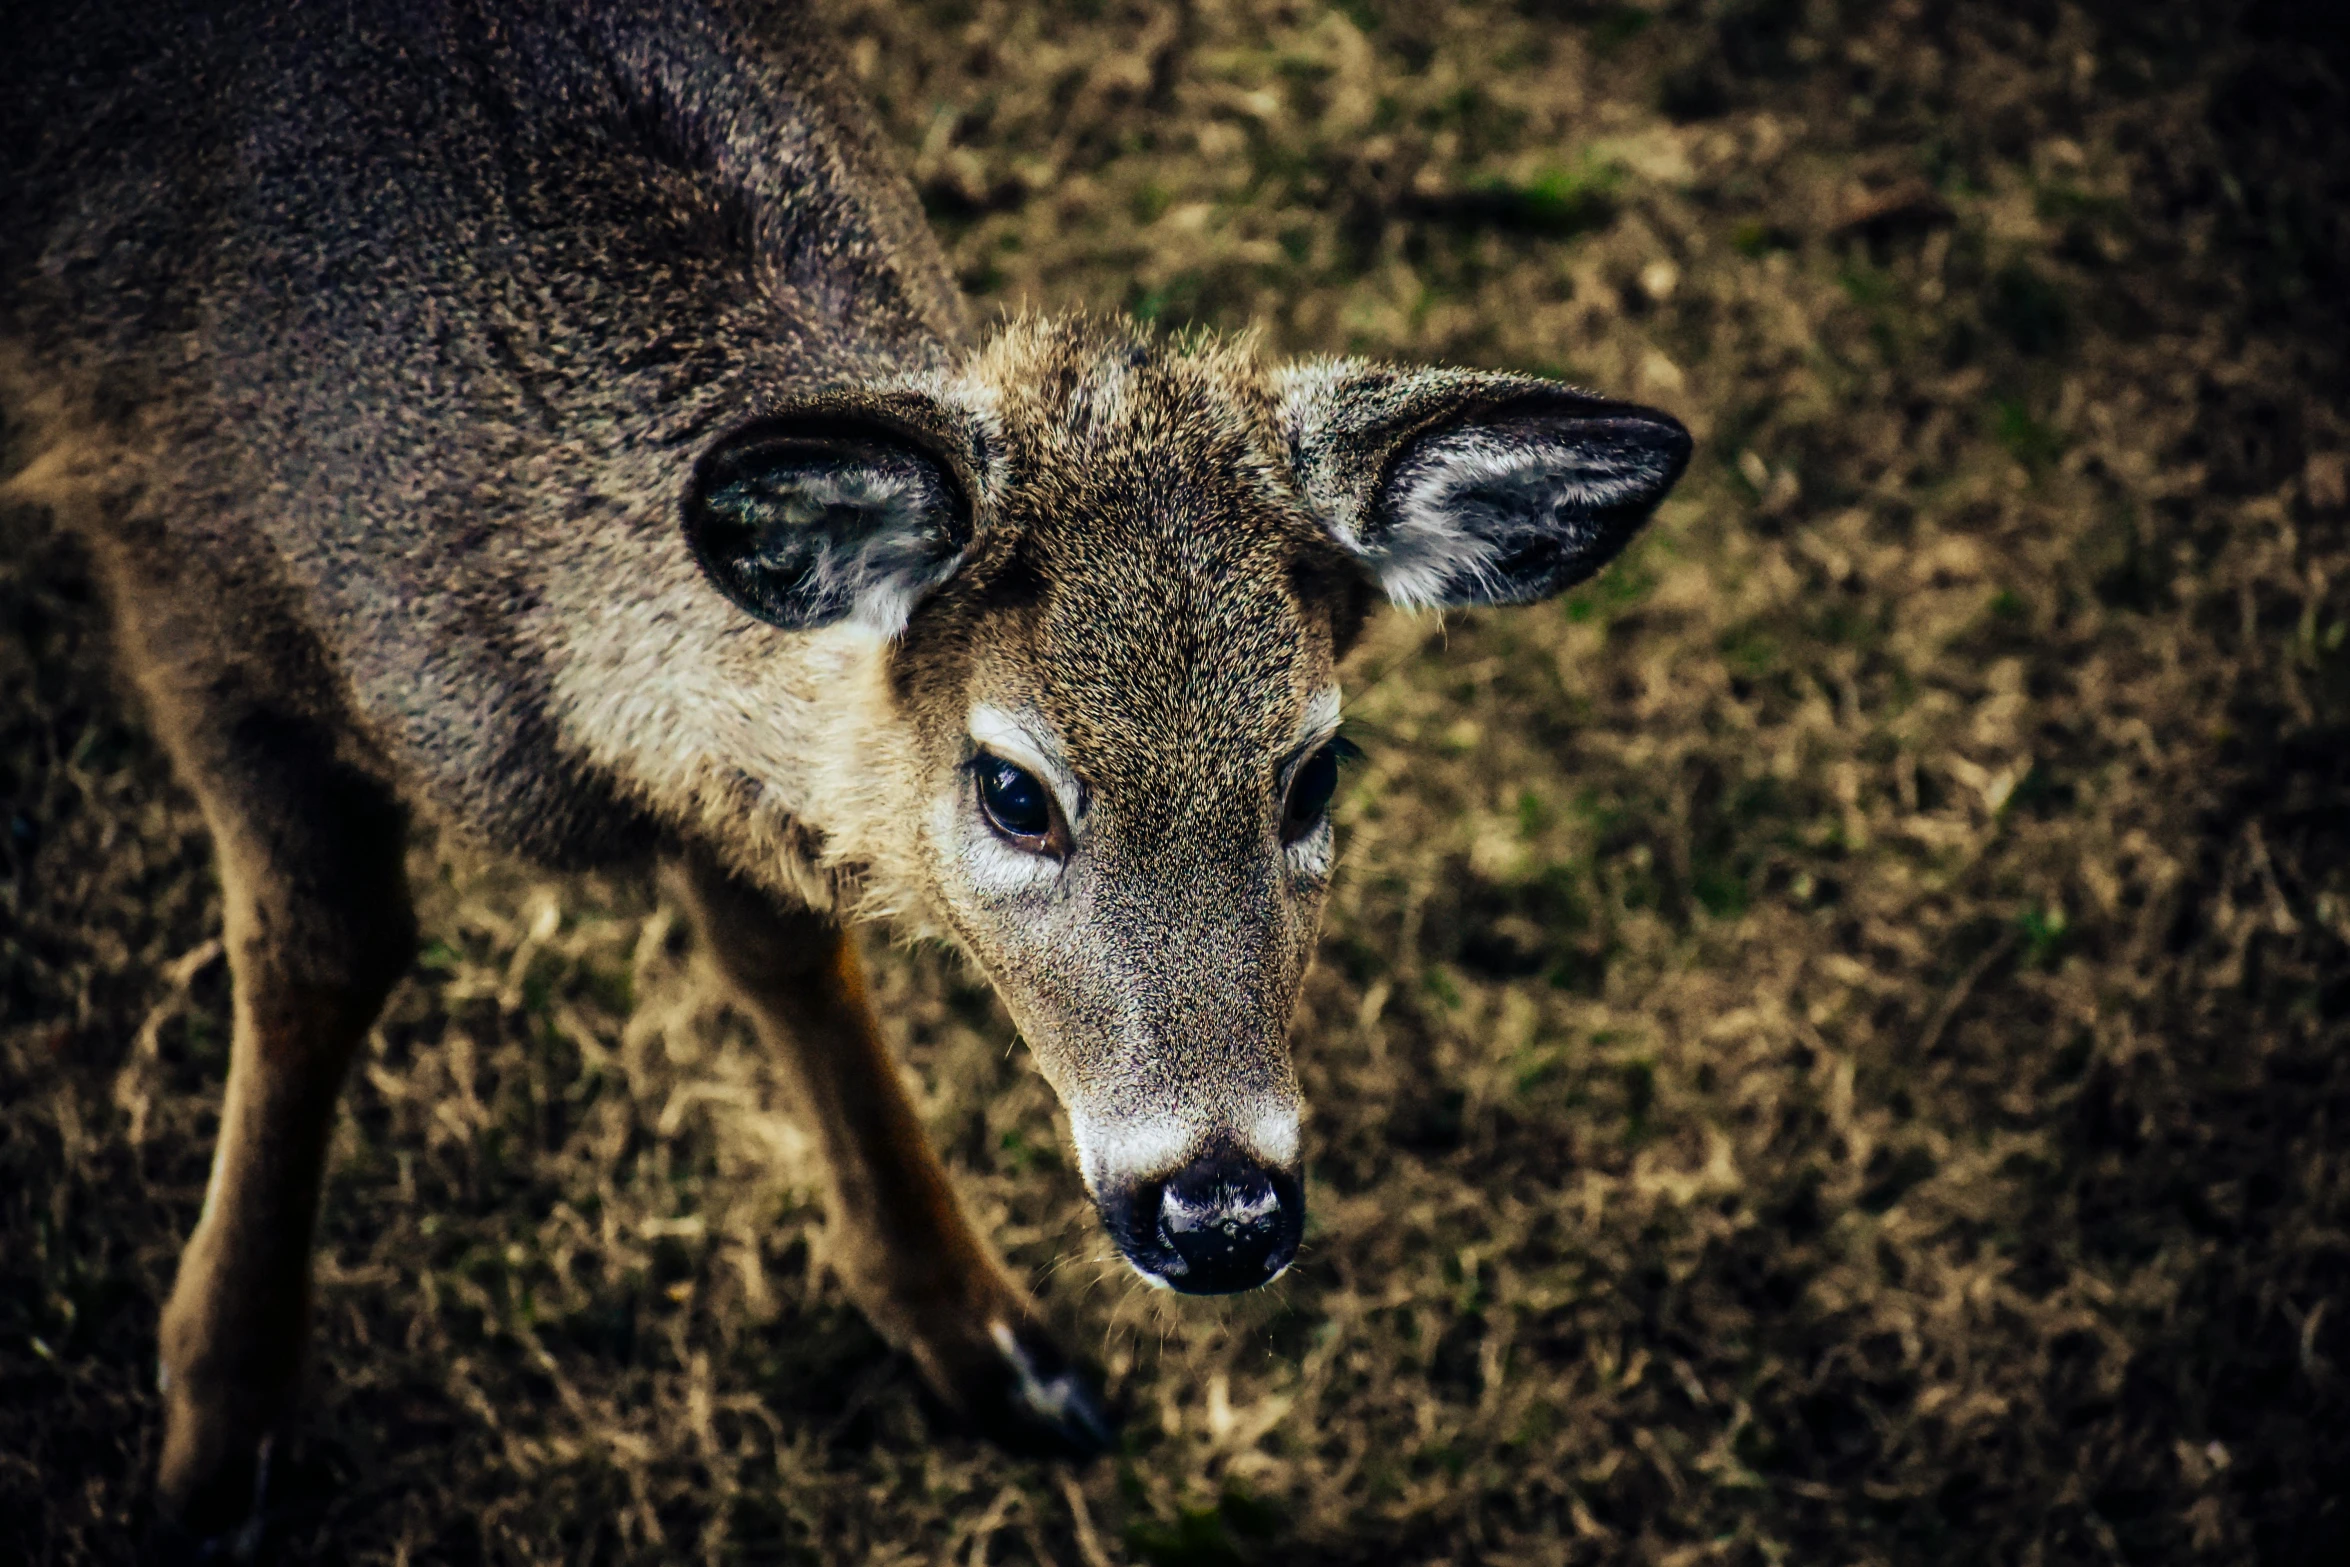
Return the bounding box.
[5,1,2349,1563]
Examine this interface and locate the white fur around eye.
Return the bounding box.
[929,755,1060,901]
[1284,814,1335,881]
[1298,684,1342,745]
[948,704,1081,898]
[1281,685,1343,881]
[958,822,1062,896]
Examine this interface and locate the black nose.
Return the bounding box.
[1143,1155,1304,1294]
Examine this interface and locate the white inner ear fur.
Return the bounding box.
[1373,425,1672,610]
[748,464,964,639]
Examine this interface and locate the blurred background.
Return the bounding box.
[5,1,2347,1562]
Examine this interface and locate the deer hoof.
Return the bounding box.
[144,1511,267,1565]
[957,1316,1117,1458]
[149,1430,274,1564]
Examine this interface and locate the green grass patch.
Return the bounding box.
[1990,396,2066,469]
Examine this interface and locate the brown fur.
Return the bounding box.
[2,0,1687,1541]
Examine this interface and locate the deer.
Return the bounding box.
[1,0,1689,1551]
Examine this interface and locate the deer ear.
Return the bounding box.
[684,419,973,635]
[1277,362,1691,610]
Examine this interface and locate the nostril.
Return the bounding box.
[1162,1167,1277,1237]
[1150,1156,1302,1294]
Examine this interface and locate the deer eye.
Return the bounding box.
[1281,738,1358,844]
[975,753,1060,851]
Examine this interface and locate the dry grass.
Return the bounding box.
[6,1,2349,1562]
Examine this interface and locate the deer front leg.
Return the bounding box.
[670,853,1112,1456]
[147,710,416,1552]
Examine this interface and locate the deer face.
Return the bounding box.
[684,319,1688,1292]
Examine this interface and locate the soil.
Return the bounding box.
[5,1,2348,1562]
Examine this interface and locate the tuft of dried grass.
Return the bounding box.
[6,1,2348,1562]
